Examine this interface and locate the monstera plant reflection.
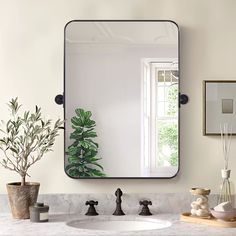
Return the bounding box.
[66,108,106,177]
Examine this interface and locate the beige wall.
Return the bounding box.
[0,0,236,194]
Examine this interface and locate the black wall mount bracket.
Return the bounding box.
[55,94,64,105]
[179,93,189,106]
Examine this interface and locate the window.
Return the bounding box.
[141,60,178,177]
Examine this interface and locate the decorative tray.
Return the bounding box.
[180,212,236,228]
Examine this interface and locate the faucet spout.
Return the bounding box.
[113,188,125,215]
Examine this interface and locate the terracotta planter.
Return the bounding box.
[6,182,40,219]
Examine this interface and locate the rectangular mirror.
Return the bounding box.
[204,80,236,135]
[64,20,179,178]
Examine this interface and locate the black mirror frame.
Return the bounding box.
[61,20,182,179]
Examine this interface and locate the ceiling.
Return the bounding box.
[65,21,178,45]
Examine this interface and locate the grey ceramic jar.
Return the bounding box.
[29,202,49,222]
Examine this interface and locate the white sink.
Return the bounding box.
[67,216,171,232]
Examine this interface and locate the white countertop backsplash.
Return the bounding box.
[0,193,235,236]
[0,193,220,214]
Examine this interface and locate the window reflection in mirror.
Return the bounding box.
[142,61,178,177]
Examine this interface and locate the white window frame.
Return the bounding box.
[141,59,178,177]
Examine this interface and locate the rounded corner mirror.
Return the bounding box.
[64,20,179,179]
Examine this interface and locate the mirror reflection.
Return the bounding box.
[64,20,179,178]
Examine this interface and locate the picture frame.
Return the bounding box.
[203,80,236,135]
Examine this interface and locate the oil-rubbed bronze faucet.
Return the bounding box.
[113,188,125,215]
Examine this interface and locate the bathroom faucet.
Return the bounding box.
[113,188,125,215]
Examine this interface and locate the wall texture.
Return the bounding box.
[0,0,236,194]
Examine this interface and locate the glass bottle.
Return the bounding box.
[190,188,210,217]
[218,169,233,205]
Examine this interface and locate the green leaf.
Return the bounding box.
[8,97,21,115]
[71,126,83,133]
[41,120,45,127]
[84,120,96,128]
[68,146,78,156]
[84,150,97,158]
[75,108,85,124]
[85,139,99,148]
[85,111,92,119]
[0,139,6,144]
[85,167,106,177]
[83,131,97,138]
[70,132,82,140]
[68,156,79,163]
[75,108,85,118]
[10,147,18,154]
[90,162,104,170]
[71,117,83,127]
[80,140,89,149]
[88,157,102,162]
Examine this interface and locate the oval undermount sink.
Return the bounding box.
[67,216,171,232]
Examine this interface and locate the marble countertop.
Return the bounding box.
[1,213,236,236]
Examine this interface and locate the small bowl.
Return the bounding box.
[210,208,236,221]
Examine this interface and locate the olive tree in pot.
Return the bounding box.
[0,98,63,219]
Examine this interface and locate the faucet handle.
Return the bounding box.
[85,200,99,216]
[86,200,98,206]
[139,200,152,216]
[139,200,152,206]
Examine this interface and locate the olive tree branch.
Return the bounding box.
[0,98,64,185]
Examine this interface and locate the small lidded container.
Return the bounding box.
[190,188,211,218]
[29,202,49,222]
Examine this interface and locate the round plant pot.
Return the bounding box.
[6,182,40,219]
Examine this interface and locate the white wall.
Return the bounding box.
[66,46,144,177]
[0,0,236,194]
